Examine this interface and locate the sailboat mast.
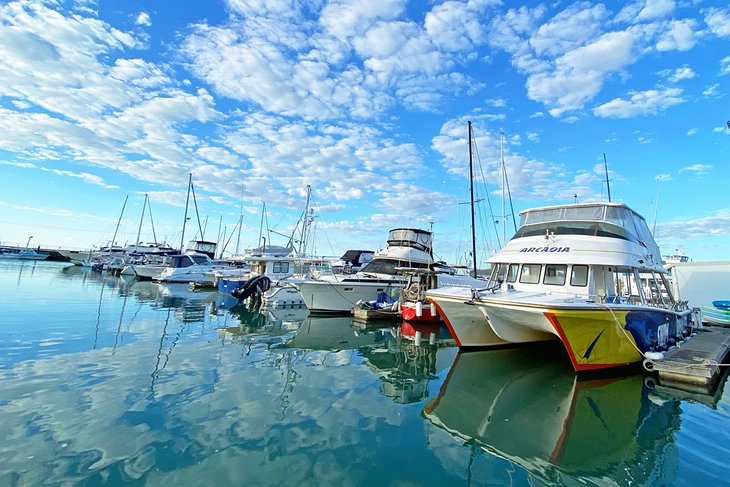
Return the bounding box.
[299,185,312,255]
[468,121,477,278]
[258,202,266,248]
[235,184,243,256]
[134,193,148,253]
[500,131,506,245]
[604,153,611,202]
[111,194,128,248]
[179,173,192,252]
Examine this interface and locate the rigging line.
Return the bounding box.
[472,133,501,249]
[147,196,158,244]
[134,194,147,252]
[180,173,192,251]
[110,194,129,247]
[190,179,205,240]
[501,131,518,233]
[309,193,342,258]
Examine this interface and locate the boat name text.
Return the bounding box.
[519,246,570,253]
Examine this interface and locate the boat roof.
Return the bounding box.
[340,249,374,262]
[519,201,643,218]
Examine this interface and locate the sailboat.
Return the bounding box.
[152,174,234,284]
[399,121,487,323]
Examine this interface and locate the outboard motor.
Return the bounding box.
[232,276,272,302]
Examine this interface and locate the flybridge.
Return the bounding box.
[519,246,570,253]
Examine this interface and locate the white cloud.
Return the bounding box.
[526,30,638,116]
[660,65,695,83]
[655,210,730,241]
[41,167,120,189]
[656,19,698,52]
[678,164,711,175]
[655,173,672,181]
[319,0,406,40]
[616,0,676,24]
[10,99,31,109]
[0,160,36,168]
[687,128,697,136]
[705,8,730,37]
[135,12,151,27]
[529,3,609,57]
[593,87,684,118]
[703,83,720,97]
[720,57,730,76]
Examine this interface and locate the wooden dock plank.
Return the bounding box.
[651,326,730,392]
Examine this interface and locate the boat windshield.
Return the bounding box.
[515,204,652,244]
[360,258,429,275]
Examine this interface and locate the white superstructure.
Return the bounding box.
[296,228,437,312]
[427,202,698,372]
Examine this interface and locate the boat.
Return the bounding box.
[667,260,730,324]
[332,250,374,273]
[426,202,701,372]
[701,305,730,325]
[0,248,47,260]
[398,267,465,322]
[218,187,331,308]
[295,228,434,313]
[153,251,233,284]
[215,244,297,293]
[423,344,681,485]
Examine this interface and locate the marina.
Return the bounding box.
[2,1,729,485]
[1,258,730,486]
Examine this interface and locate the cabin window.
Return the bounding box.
[507,264,519,283]
[570,265,588,287]
[543,264,567,286]
[273,262,290,273]
[190,255,209,265]
[519,264,542,284]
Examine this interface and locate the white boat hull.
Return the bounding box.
[262,283,306,307]
[297,278,403,312]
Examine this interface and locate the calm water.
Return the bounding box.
[1,261,729,487]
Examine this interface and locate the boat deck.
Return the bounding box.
[649,326,730,393]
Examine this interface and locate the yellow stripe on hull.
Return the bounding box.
[544,309,642,372]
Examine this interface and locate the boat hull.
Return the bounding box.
[400,300,441,323]
[428,289,696,371]
[296,279,403,313]
[262,284,306,307]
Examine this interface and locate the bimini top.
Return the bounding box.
[514,202,656,247]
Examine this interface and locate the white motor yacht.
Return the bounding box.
[296,228,453,313]
[154,252,233,284]
[426,202,701,372]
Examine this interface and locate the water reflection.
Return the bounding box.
[423,342,681,485]
[3,262,727,486]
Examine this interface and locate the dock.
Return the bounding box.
[649,326,730,394]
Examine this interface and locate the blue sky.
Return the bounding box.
[0,0,728,264]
